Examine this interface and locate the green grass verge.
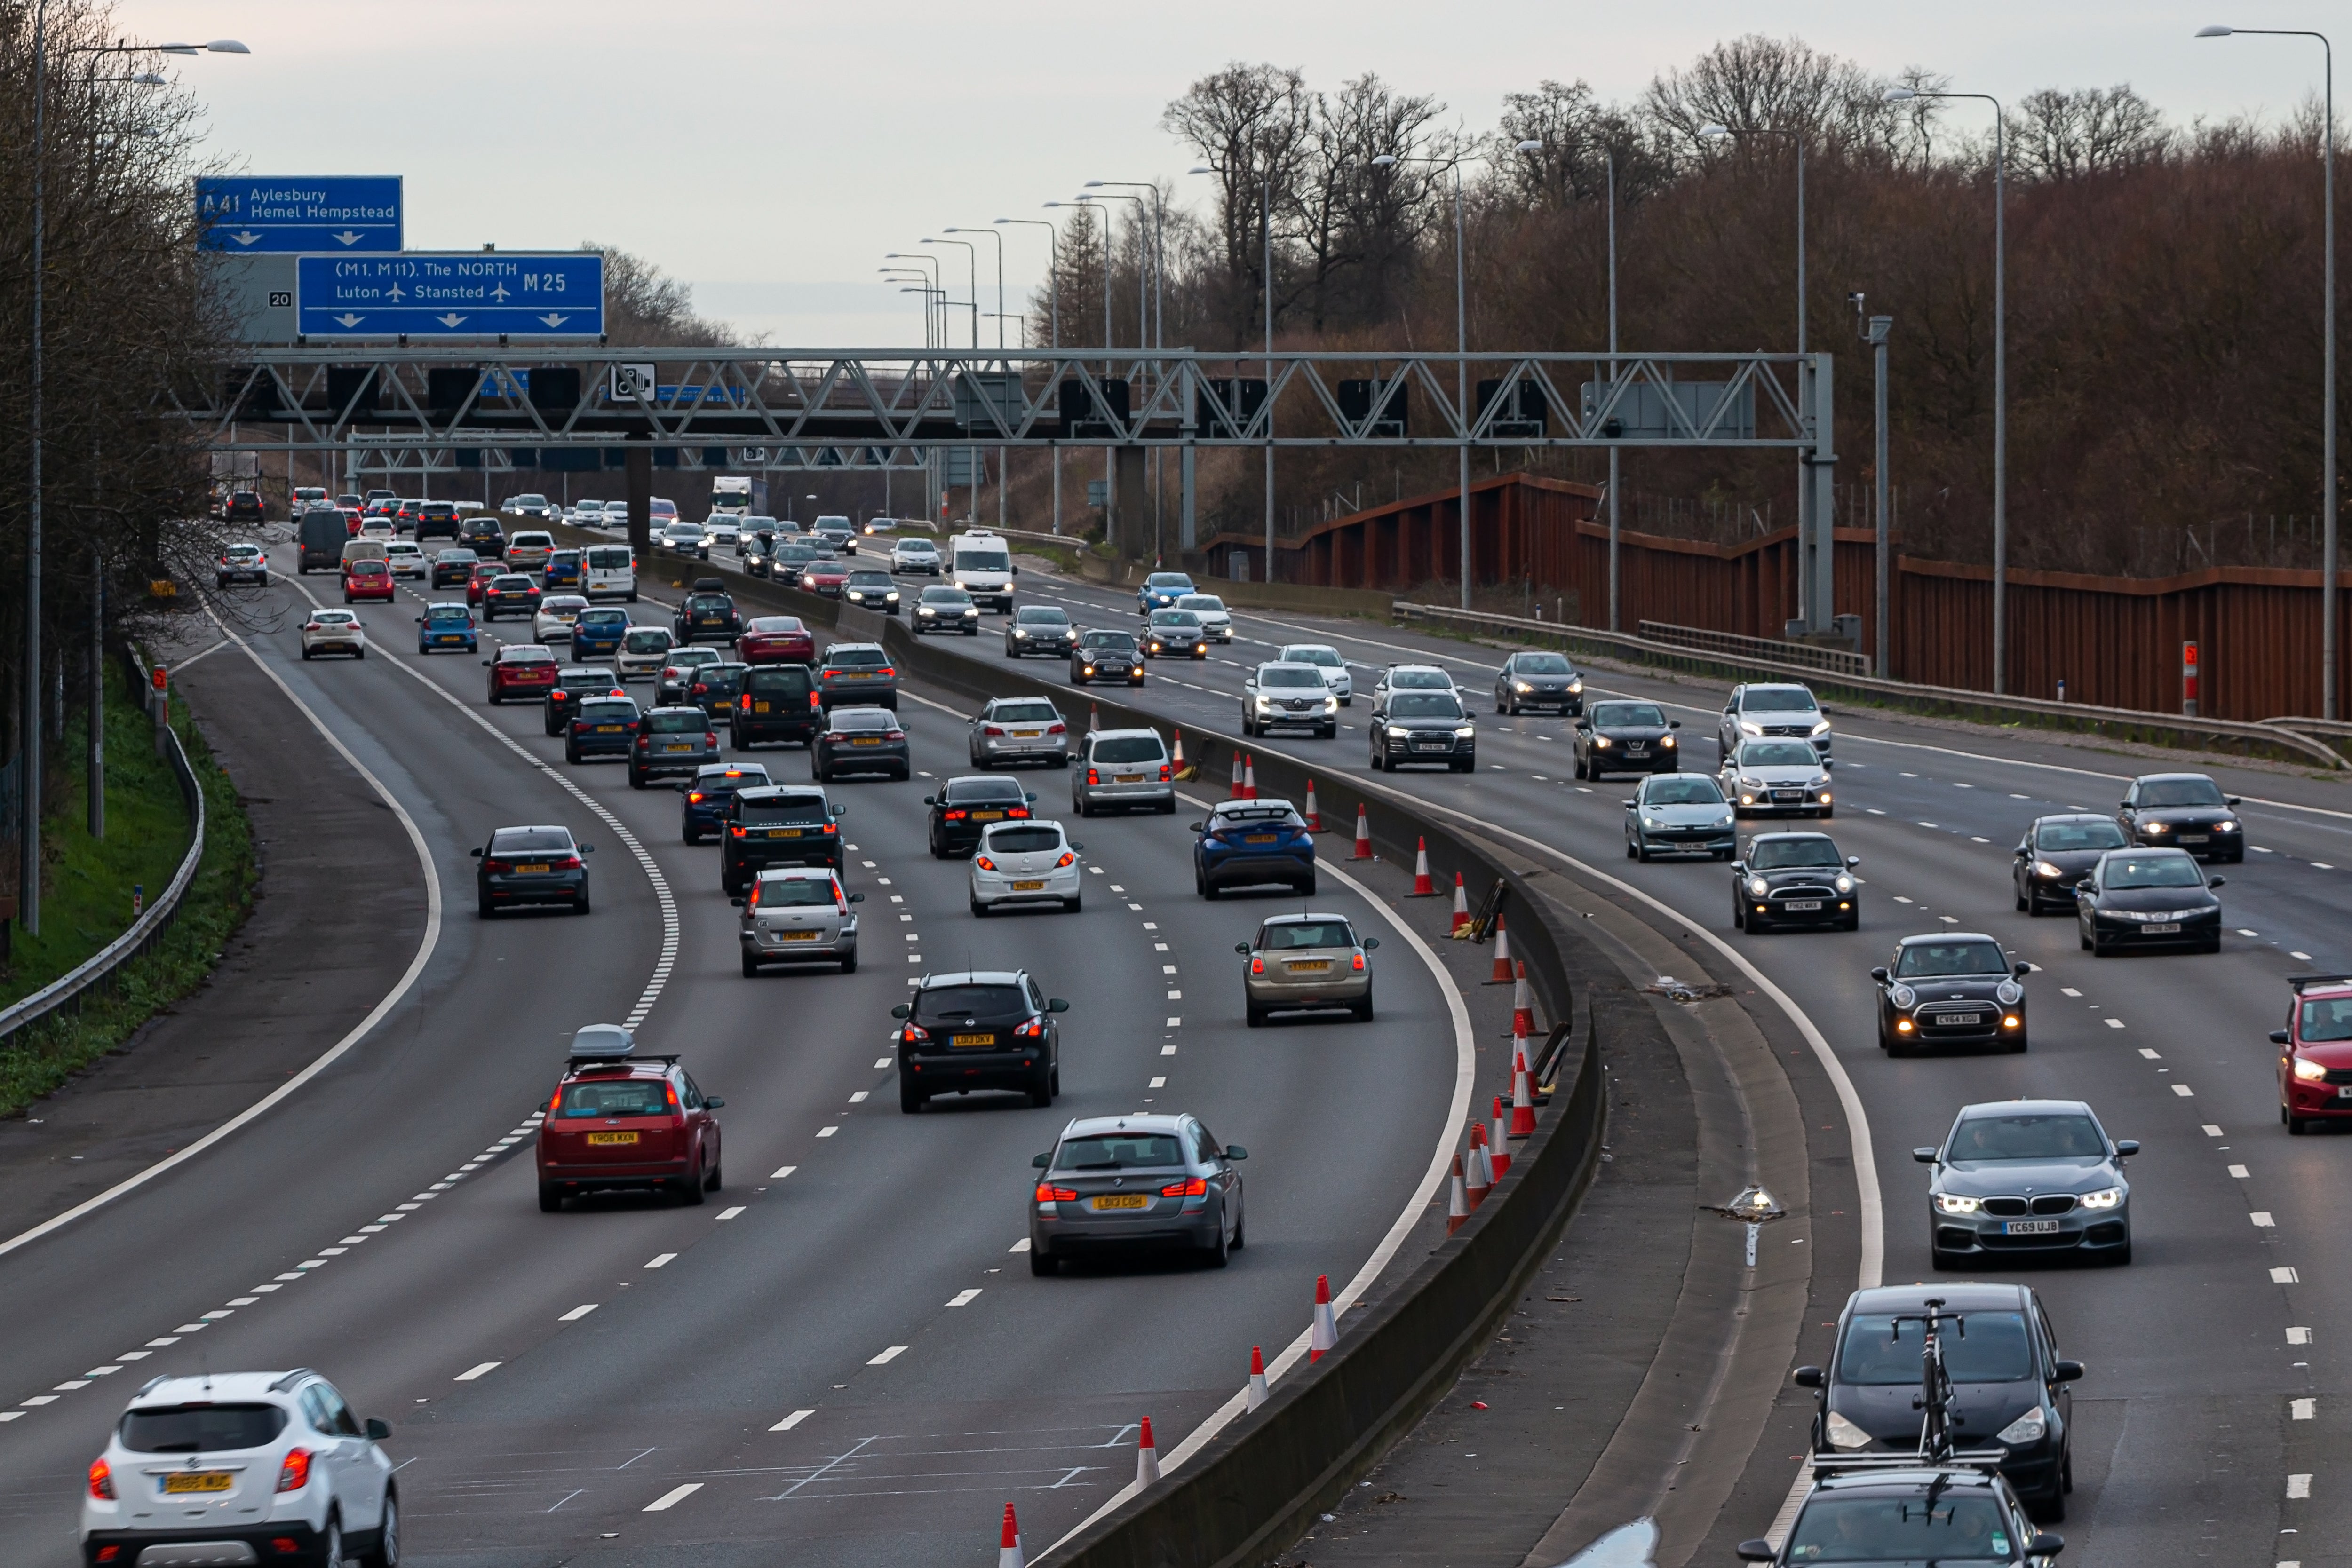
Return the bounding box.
[0,682,257,1117]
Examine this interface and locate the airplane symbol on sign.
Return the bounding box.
[385,283,406,302]
[331,231,363,246]
[538,314,569,328]
[333,314,364,328]
[436,313,467,327]
[490,282,511,302]
[229,231,261,246]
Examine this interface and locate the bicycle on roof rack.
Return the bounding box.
[1811,1296,2010,1477]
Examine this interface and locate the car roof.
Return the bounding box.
[756,865,837,879]
[2100,844,2193,857]
[1057,1112,1186,1139]
[737,785,824,801]
[1749,829,1834,840]
[1895,931,2003,946]
[2134,771,2213,783]
[695,763,768,778]
[647,704,706,715]
[130,1371,306,1407]
[1844,1282,2032,1315]
[1809,1467,2006,1498]
[1955,1097,2095,1120]
[2030,812,2113,824]
[919,969,1029,987]
[827,641,883,654]
[1257,911,1351,926]
[1087,727,1162,742]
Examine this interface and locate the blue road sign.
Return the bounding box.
[196,176,403,253]
[297,253,605,338]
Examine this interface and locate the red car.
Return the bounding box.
[339,505,365,537]
[464,560,505,606]
[485,644,560,704]
[801,561,850,597]
[481,573,543,622]
[342,558,397,603]
[738,615,816,665]
[2278,974,2352,1132]
[535,1025,723,1209]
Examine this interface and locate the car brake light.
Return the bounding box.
[687,792,706,803]
[705,733,717,747]
[1087,769,1100,786]
[276,1449,313,1492]
[549,689,567,703]
[1250,956,1265,975]
[877,667,895,678]
[901,1024,929,1045]
[554,855,582,871]
[808,692,821,709]
[1160,764,1172,782]
[1036,1184,1078,1202]
[820,822,838,834]
[667,1084,680,1106]
[483,859,509,873]
[943,808,967,820]
[889,729,905,740]
[1048,721,1067,733]
[693,683,707,694]
[87,1456,114,1500]
[731,825,746,837]
[974,855,997,871]
[1353,952,1367,971]
[1009,807,1030,819]
[1054,852,1075,868]
[1161,1176,1208,1197]
[984,725,1005,736]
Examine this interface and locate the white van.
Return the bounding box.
[583,543,638,602]
[948,529,1017,613]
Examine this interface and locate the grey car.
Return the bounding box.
[1071,628,1145,685]
[655,646,724,706]
[842,569,902,615]
[1073,729,1174,814]
[1241,662,1339,738]
[913,584,982,634]
[1718,738,1834,817]
[1718,682,1833,765]
[1494,650,1585,715]
[1369,689,1475,771]
[1143,608,1209,660]
[1918,1099,2137,1269]
[1624,772,1736,860]
[1238,912,1378,1026]
[817,643,899,709]
[733,867,862,976]
[969,697,1071,768]
[1028,1113,1247,1274]
[1006,603,1076,658]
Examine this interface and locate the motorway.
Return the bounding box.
[0,541,1483,1568]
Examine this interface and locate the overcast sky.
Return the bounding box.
[128,0,2337,346]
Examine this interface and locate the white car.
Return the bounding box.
[617,624,676,680]
[534,594,590,641]
[891,538,942,575]
[384,540,427,578]
[705,517,742,551]
[1717,682,1834,768]
[81,1369,400,1568]
[356,516,395,542]
[1717,737,1836,819]
[299,609,366,660]
[570,499,609,526]
[1279,643,1352,704]
[969,819,1084,915]
[1370,663,1455,706]
[505,530,556,571]
[1176,593,1232,642]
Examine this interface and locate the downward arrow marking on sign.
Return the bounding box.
[333,314,364,328]
[331,231,363,246]
[436,313,467,327]
[538,313,569,328]
[229,231,260,246]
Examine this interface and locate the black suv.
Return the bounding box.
[675,579,743,645]
[721,786,846,891]
[455,514,504,555]
[732,664,823,749]
[542,666,625,736]
[892,969,1068,1113]
[1731,831,1860,932]
[924,776,1038,859]
[416,500,463,540]
[224,491,266,524]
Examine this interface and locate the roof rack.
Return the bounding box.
[2288,974,2352,993]
[1810,1450,2010,1478]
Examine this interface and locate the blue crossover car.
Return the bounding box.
[1137,570,1197,612]
[572,607,631,660]
[1192,798,1316,898]
[416,602,478,654]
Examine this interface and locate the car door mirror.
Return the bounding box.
[1913,1147,1939,1163]
[2114,1140,2139,1157]
[2015,845,2031,857]
[1069,841,1084,852]
[469,847,483,858]
[364,1418,392,1441]
[1032,1152,1052,1168]
[1870,966,1890,982]
[580,844,594,854]
[1736,1541,1778,1563]
[2227,796,2241,807]
[2272,1029,2293,1045]
[1224,1144,1248,1160]
[1048,998,1070,1013]
[480,658,492,666]
[848,892,866,904]
[834,806,848,816]
[2051,1359,2085,1382]
[1362,937,1379,950]
[2027,1533,2065,1558]
[1846,856,1861,868]
[1731,861,1747,875]
[705,1096,724,1109]
[1235,942,1251,955]
[1669,719,1681,729]
[1190,822,1206,833]
[414,615,423,623]
[2013,962,2032,978]
[890,1004,912,1020]
[1025,793,1037,803]
[1623,799,1637,810]
[729,896,744,908]
[2207,875,2225,888]
[922,795,934,805]
[1792,1365,1824,1388]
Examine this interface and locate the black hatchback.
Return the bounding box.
[1872,933,2031,1054]
[688,661,751,719]
[732,664,823,749]
[675,582,743,645]
[892,969,1067,1112]
[2117,773,2243,861]
[925,776,1037,858]
[542,666,626,735]
[2075,848,2225,955]
[565,696,641,764]
[474,824,593,917]
[1574,699,1680,779]
[2012,814,2128,913]
[721,785,845,891]
[1731,832,1859,933]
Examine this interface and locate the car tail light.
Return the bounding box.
[1014,1018,1045,1038]
[901,1024,929,1045]
[705,733,717,748]
[974,855,997,872]
[91,1547,121,1564]
[667,1083,681,1107]
[1250,957,1265,975]
[1352,952,1367,971]
[731,825,747,838]
[275,1449,313,1492]
[693,683,707,695]
[687,792,706,803]
[984,725,1005,736]
[87,1456,115,1500]
[1036,1184,1077,1202]
[943,808,967,820]
[1161,1176,1208,1197]
[809,692,821,709]
[1087,769,1100,786]
[1009,807,1030,819]
[1159,764,1172,782]
[549,689,568,703]
[636,736,649,748]
[483,859,510,873]
[820,822,838,834]
[1048,721,1067,734]
[553,855,582,871]
[888,729,905,741]
[1054,852,1075,868]
[878,667,895,678]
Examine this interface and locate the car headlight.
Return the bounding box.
[2294,1056,2330,1081]
[1013,629,1027,638]
[886,592,900,602]
[1824,1410,1875,1451]
[1717,813,1734,826]
[1811,720,1832,736]
[1661,735,1676,746]
[1747,876,1770,898]
[1995,1408,2049,1445]
[1737,776,1762,790]
[1643,816,1660,828]
[1513,680,1533,693]
[2217,819,2239,832]
[2078,1186,2124,1210]
[1454,725,1476,739]
[1593,735,1612,748]
[1834,875,1854,894]
[1933,1192,1980,1215]
[1889,983,1917,1008]
[1567,678,1583,694]
[1739,720,1763,736]
[1996,981,2024,1006]
[918,607,935,617]
[2143,820,2169,833]
[1812,776,1831,791]
[1324,697,1338,711]
[1388,726,1411,740]
[2033,859,2064,878]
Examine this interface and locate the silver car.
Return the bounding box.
[1238,911,1378,1026]
[617,625,677,681]
[970,819,1085,915]
[1919,1099,2136,1269]
[1370,663,1455,705]
[1028,1112,1247,1274]
[734,867,863,975]
[1073,729,1175,815]
[1719,738,1836,818]
[1625,773,1738,861]
[1177,593,1233,642]
[1278,643,1352,703]
[1718,682,1833,766]
[969,697,1072,768]
[1241,662,1339,738]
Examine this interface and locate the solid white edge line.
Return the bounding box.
[0,609,447,1265]
[1033,787,1477,1564]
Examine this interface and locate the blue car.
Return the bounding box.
[1138,571,1196,613]
[679,762,773,845]
[415,602,478,654]
[1192,797,1317,898]
[564,696,642,765]
[572,607,631,660]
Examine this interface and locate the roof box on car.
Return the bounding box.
[569,1023,635,1061]
[693,578,726,593]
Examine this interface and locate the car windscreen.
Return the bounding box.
[2137,777,2226,807]
[991,701,1059,723]
[1081,631,1135,649]
[1151,610,1201,626]
[2300,997,2352,1043]
[755,876,837,906]
[1057,1132,1184,1171]
[623,630,673,653]
[955,548,1012,572]
[490,828,573,854]
[1516,653,1574,674]
[777,546,821,562]
[1592,703,1666,727]
[2036,819,2127,851]
[1389,693,1463,719]
[737,796,830,826]
[577,700,638,724]
[1739,741,1819,768]
[644,710,707,734]
[826,648,886,668]
[984,825,1064,853]
[119,1404,289,1454]
[1750,838,1842,869]
[1147,574,1192,589]
[1836,1311,2034,1386]
[1259,920,1355,950]
[2103,855,2203,889]
[1949,1113,2106,1161]
[1091,736,1164,764]
[1644,777,1724,805]
[1894,942,2007,978]
[1743,686,1820,713]
[1785,1494,2013,1562]
[915,984,1028,1024]
[847,572,893,586]
[746,667,815,695]
[1258,666,1323,687]
[921,589,973,604]
[556,1078,670,1118]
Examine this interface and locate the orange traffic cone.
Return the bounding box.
[1309,1274,1338,1362]
[1488,1096,1512,1179]
[1351,803,1374,860]
[1408,837,1436,896]
[1240,754,1259,799]
[1510,1048,1538,1137]
[1487,914,1514,983]
[1511,961,1536,1035]
[1136,1416,1161,1486]
[1230,750,1245,798]
[1465,1122,1493,1207]
[1304,778,1323,832]
[1172,729,1187,771]
[999,1503,1025,1568]
[1247,1345,1270,1410]
[1450,873,1470,935]
[1088,703,1100,735]
[1446,1154,1471,1235]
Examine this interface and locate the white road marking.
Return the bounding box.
[848,1091,869,1103]
[771,1409,815,1431]
[1150,1077,1167,1088]
[2288,1326,2312,1344]
[2239,929,2260,937]
[867,1345,908,1365]
[1893,895,1914,904]
[2139,1047,2162,1058]
[1009,1238,1032,1252]
[2205,1124,2225,1136]
[947,1289,983,1307]
[1167,989,1183,999]
[644,1253,676,1269]
[2230,1164,2250,1178]
[1166,1016,1181,1027]
[454,1362,501,1381]
[817,1125,838,1138]
[2288,1474,2312,1499]
[2316,863,2336,871]
[771,1165,798,1180]
[2273,1267,2301,1284]
[716,1206,746,1220]
[2061,987,2082,997]
[2106,1018,2127,1029]
[2293,951,2315,961]
[873,1057,891,1069]
[2172,1084,2194,1096]
[559,1305,598,1322]
[2293,1397,2316,1420]
[1161,1044,1178,1055]
[2253,1212,2277,1227]
[644,1483,703,1512]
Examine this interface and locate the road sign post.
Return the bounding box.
[197,176,402,253]
[297,253,604,339]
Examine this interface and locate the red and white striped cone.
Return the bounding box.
[1510,1048,1538,1137]
[1487,1096,1513,1179]
[999,1503,1025,1568]
[1350,803,1374,860]
[1465,1123,1493,1207]
[1248,1345,1270,1410]
[1088,703,1100,735]
[1408,837,1436,896]
[1230,749,1245,798]
[1309,1274,1338,1362]
[1446,1153,1471,1235]
[1487,913,1514,984]
[1172,729,1187,772]
[1240,754,1259,799]
[1450,873,1471,936]
[1136,1416,1161,1486]
[1303,778,1323,832]
[1511,961,1536,1035]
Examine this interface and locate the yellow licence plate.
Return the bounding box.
[587,1131,638,1146]
[971,811,1004,821]
[1287,958,1333,971]
[779,930,818,942]
[1091,1194,1150,1211]
[951,1032,994,1047]
[768,828,802,837]
[1013,729,1041,738]
[1115,774,1143,784]
[594,725,622,733]
[163,1473,234,1494]
[518,863,550,874]
[1245,834,1278,844]
[851,737,881,745]
[754,701,772,713]
[1012,879,1046,891]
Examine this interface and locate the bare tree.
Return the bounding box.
[1162,61,1313,343]
[2009,86,2170,181]
[585,242,736,345]
[1489,79,1674,208]
[1645,34,1898,154]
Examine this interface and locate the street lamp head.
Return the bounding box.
[1513,139,1542,153]
[1042,201,1064,208]
[1083,180,1107,188]
[205,39,250,53]
[1883,87,1918,103]
[1188,165,1215,174]
[1370,154,1399,167]
[1699,123,1733,140]
[2195,24,2233,37]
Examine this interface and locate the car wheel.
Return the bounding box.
[1818,806,1833,819]
[359,1492,400,1568]
[1930,1247,1963,1272]
[1029,1069,1054,1108]
[1572,755,1587,780]
[1369,748,1386,772]
[1029,1248,1056,1276]
[839,950,857,974]
[2017,885,2033,913]
[1732,900,1745,930]
[971,897,990,918]
[574,891,591,916]
[1245,1002,1265,1029]
[1842,912,1859,932]
[477,895,495,919]
[707,1159,722,1194]
[301,648,312,660]
[1074,793,1091,817]
[2108,1239,2132,1266]
[1064,896,1082,913]
[1202,1221,1230,1269]
[2287,1104,2311,1134]
[628,771,645,790]
[2080,927,2093,951]
[677,1164,707,1205]
[899,1080,925,1114]
[1353,991,1375,1022]
[741,951,761,978]
[564,746,579,765]
[537,1183,562,1213]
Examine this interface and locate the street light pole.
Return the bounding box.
[999,216,1063,534]
[944,227,1007,528]
[1188,164,1278,580]
[1607,152,1620,631]
[2198,25,2335,718]
[1090,182,1167,553]
[922,237,979,522]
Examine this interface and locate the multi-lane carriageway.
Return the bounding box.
[2,524,2351,1568]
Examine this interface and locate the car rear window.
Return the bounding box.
[695,768,769,794]
[747,617,805,634]
[738,795,830,826]
[586,547,632,568]
[946,778,1025,802]
[831,709,894,732]
[755,876,838,906]
[1090,736,1165,764]
[499,647,555,664]
[668,648,720,668]
[1057,1132,1184,1170]
[983,824,1063,853]
[556,1078,671,1118]
[119,1404,288,1454]
[914,983,1029,1024]
[698,666,747,692]
[1259,920,1355,950]
[991,701,1059,723]
[578,610,628,626]
[644,711,706,734]
[1836,1312,2033,1386]
[493,575,536,589]
[425,606,469,621]
[623,630,672,652]
[1214,803,1305,828]
[746,667,816,696]
[827,648,886,668]
[578,700,638,723]
[490,828,573,854]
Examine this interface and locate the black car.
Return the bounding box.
[914,585,982,635]
[473,824,593,917]
[1742,1464,2056,1568]
[770,543,823,586]
[1573,699,1680,779]
[813,707,910,782]
[892,968,1066,1112]
[817,644,899,710]
[1872,933,2031,1054]
[2012,814,2129,914]
[1369,689,1474,772]
[1070,629,1144,685]
[732,663,823,749]
[2116,772,2243,861]
[1006,604,1075,658]
[1493,650,1585,715]
[739,528,778,577]
[842,569,902,615]
[1731,832,1859,932]
[675,581,743,645]
[415,500,463,540]
[454,515,504,555]
[564,696,641,765]
[542,666,626,735]
[655,647,724,707]
[629,705,719,788]
[688,661,751,720]
[682,763,776,846]
[721,785,846,891]
[223,490,266,524]
[480,573,541,621]
[925,776,1038,859]
[1795,1285,2080,1514]
[430,547,480,587]
[2074,847,2224,955]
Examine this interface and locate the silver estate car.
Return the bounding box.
[1073,729,1175,815]
[1239,911,1379,1026]
[1028,1113,1247,1274]
[733,867,863,976]
[969,697,1072,768]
